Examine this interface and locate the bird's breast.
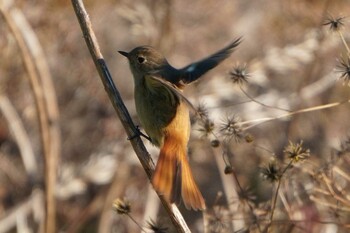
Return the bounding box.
[134,76,189,147]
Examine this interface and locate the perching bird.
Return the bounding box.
[119,37,241,210]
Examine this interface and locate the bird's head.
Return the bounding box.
[119,46,168,78]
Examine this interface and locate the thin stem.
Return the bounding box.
[337,30,350,56]
[239,86,291,112]
[267,160,293,232]
[240,100,350,130]
[231,170,263,233]
[127,214,147,233]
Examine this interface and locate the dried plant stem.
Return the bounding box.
[0,95,37,177]
[310,195,350,212]
[98,160,131,233]
[337,31,350,56]
[321,173,350,206]
[142,185,161,231]
[261,218,350,228]
[0,190,45,232]
[126,213,146,232]
[0,1,61,233]
[239,86,291,112]
[278,191,292,219]
[241,100,350,130]
[267,179,282,233]
[333,166,350,183]
[230,170,262,233]
[212,146,245,231]
[71,0,190,232]
[266,161,293,232]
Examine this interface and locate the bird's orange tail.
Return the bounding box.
[152,136,206,210]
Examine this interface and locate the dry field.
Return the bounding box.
[1,0,350,232]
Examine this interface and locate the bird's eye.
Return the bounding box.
[137,56,145,64]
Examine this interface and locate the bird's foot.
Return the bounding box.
[128,125,152,142]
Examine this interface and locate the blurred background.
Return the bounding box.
[1,0,350,232]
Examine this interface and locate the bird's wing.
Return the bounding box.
[148,75,197,113]
[177,37,242,84]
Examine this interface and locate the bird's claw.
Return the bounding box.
[128,126,152,142]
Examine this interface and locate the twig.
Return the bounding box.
[71,0,190,232]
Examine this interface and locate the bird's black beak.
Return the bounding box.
[118,51,129,58]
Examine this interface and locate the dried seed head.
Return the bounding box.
[337,56,350,86]
[229,64,250,85]
[261,161,281,183]
[220,115,244,142]
[237,186,257,204]
[196,103,209,120]
[198,118,215,137]
[323,15,345,31]
[284,140,310,163]
[113,198,131,215]
[147,220,168,233]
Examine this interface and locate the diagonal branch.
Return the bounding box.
[71,0,191,232]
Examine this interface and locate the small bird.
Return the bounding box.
[119,38,241,210]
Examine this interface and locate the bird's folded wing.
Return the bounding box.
[148,75,197,113]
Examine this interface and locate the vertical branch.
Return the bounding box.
[71,0,191,232]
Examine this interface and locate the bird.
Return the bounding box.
[119,37,241,210]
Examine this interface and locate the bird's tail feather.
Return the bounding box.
[152,137,206,210]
